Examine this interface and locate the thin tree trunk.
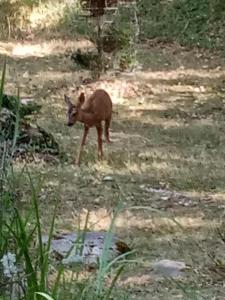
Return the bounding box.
[96,15,103,77]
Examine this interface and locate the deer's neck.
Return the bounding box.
[77,110,96,127]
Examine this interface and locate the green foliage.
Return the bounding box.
[103,25,133,53]
[65,2,139,72]
[0,170,130,300]
[138,0,225,50]
[70,49,100,69]
[0,95,58,156]
[59,2,84,37]
[0,63,59,156]
[2,94,41,119]
[0,77,60,298]
[0,167,60,300]
[105,5,138,70]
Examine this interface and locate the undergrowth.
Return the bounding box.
[138,0,225,51]
[0,63,132,300]
[1,0,225,53]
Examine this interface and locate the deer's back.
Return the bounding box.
[82,89,112,120]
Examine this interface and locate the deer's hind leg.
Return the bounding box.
[96,124,103,160]
[104,118,111,143]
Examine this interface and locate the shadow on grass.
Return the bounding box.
[2,44,225,194]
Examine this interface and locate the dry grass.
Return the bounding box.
[0,0,80,39]
[0,39,93,57]
[1,40,225,299]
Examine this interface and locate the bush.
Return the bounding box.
[138,0,225,50]
[0,0,38,39]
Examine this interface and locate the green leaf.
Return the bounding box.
[35,292,55,300]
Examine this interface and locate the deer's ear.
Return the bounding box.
[78,92,85,105]
[64,94,73,108]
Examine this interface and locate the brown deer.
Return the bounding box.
[65,89,112,165]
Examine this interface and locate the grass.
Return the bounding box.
[1,155,132,299]
[138,0,225,51]
[0,63,132,300]
[1,37,225,299]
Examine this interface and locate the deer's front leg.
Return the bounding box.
[81,125,89,146]
[96,124,103,160]
[76,125,89,165]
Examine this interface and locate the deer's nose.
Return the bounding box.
[67,122,73,127]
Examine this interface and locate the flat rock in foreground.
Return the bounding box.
[42,231,131,267]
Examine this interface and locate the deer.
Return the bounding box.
[65,89,112,165]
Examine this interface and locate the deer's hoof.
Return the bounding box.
[104,138,112,144]
[98,154,103,161]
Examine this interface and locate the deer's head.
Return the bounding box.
[65,93,85,126]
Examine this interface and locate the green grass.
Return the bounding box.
[138,0,225,51]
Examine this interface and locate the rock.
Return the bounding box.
[0,252,25,299]
[151,259,187,278]
[42,231,131,267]
[22,71,29,78]
[93,197,101,204]
[103,176,113,182]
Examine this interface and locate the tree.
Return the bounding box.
[77,0,140,76]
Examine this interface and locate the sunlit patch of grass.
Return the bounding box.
[0,0,80,39]
[136,68,225,80]
[0,40,93,58]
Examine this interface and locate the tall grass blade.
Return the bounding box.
[96,203,123,296]
[42,194,60,291]
[102,249,135,274]
[63,211,90,262]
[103,265,124,300]
[0,60,6,111]
[14,208,38,297]
[35,292,55,300]
[26,169,45,289]
[169,277,200,300]
[0,61,7,176]
[52,266,64,299]
[17,223,37,263]
[76,210,89,257]
[12,87,21,154]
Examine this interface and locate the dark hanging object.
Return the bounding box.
[80,0,118,17]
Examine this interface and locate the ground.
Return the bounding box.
[1,39,225,299]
